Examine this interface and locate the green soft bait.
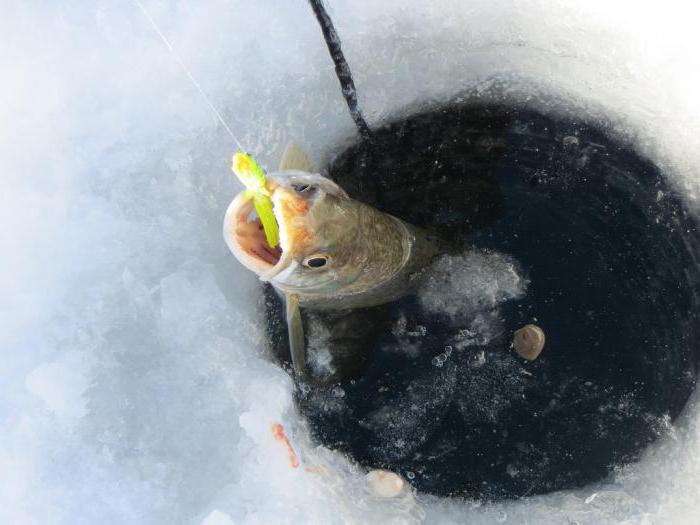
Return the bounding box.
[232,152,279,248]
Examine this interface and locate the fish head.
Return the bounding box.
[224,170,366,297]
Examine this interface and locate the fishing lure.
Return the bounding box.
[232,152,279,248]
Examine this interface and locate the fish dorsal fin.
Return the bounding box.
[279,143,315,172]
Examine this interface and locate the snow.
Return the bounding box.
[2,0,700,524]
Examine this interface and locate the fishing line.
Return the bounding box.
[307,0,371,138]
[132,0,244,152]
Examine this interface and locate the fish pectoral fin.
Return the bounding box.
[285,293,307,379]
[279,143,316,172]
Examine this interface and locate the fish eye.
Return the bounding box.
[303,254,329,269]
[292,183,313,193]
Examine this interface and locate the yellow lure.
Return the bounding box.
[232,152,279,248]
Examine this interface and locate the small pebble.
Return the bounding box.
[513,324,546,360]
[366,470,405,498]
[562,135,579,147]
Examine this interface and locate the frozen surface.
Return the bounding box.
[2,0,700,523]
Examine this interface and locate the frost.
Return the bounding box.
[419,251,526,319]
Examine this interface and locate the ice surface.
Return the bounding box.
[201,510,235,525]
[3,0,700,523]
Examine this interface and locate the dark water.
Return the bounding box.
[263,104,700,499]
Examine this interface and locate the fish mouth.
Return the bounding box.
[224,182,311,281]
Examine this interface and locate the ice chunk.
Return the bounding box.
[417,250,528,346]
[418,251,527,318]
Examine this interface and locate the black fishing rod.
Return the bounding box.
[307,0,371,138]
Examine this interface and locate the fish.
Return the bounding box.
[224,144,439,379]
